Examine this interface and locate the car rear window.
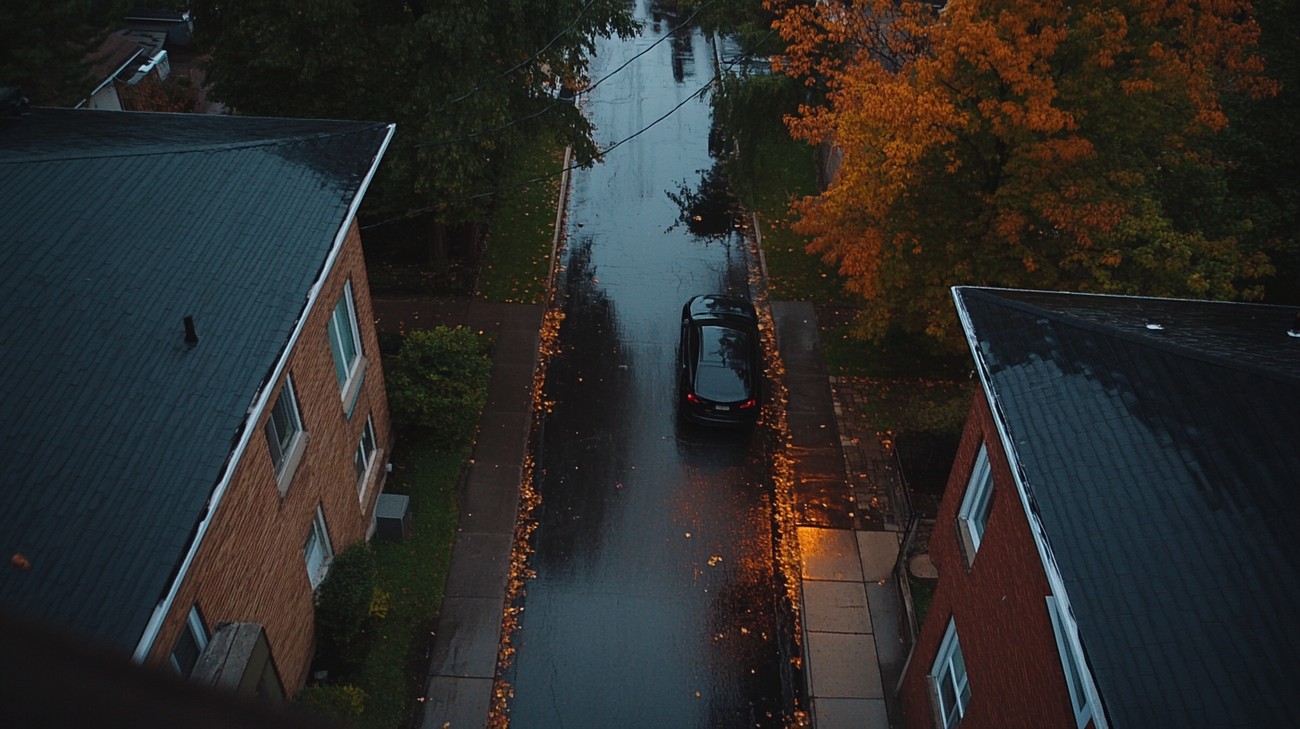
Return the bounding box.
[696,365,748,401]
[699,325,749,363]
[695,325,752,400]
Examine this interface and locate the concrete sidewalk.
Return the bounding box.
[772,302,907,729]
[372,299,543,729]
[375,298,907,728]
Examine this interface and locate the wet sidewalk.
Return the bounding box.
[372,299,543,729]
[771,302,907,729]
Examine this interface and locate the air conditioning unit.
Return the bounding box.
[375,493,412,542]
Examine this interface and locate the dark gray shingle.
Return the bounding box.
[0,108,390,655]
[956,287,1300,728]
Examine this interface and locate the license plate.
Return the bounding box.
[715,405,731,411]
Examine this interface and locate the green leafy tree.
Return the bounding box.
[1213,0,1300,302]
[680,0,774,45]
[711,71,804,182]
[0,0,132,106]
[192,0,637,223]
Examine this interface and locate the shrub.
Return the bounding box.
[296,683,366,725]
[385,326,492,449]
[314,542,378,680]
[376,329,406,358]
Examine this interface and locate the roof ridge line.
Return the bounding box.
[959,287,1300,387]
[0,123,389,166]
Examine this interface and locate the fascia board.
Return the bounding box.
[950,285,1110,729]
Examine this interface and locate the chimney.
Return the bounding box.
[184,316,199,346]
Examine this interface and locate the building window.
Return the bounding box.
[354,414,378,495]
[304,506,334,590]
[327,280,366,413]
[1047,596,1093,728]
[169,605,209,678]
[957,444,994,565]
[264,376,308,493]
[929,619,971,729]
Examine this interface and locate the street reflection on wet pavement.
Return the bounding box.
[498,3,800,727]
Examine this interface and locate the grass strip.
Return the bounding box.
[478,138,567,304]
[354,440,466,729]
[731,126,845,305]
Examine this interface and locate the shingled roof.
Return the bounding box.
[953,287,1300,728]
[0,108,393,655]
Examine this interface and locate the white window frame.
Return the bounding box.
[327,280,367,415]
[1047,596,1094,728]
[304,506,334,590]
[264,375,308,494]
[957,444,994,565]
[354,414,379,501]
[169,605,209,677]
[929,618,971,729]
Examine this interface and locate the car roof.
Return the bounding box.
[687,295,756,323]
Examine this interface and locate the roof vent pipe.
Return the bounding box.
[184,316,199,346]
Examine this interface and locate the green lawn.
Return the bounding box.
[353,439,466,729]
[477,139,568,304]
[821,320,972,435]
[908,573,937,633]
[295,436,467,729]
[730,126,845,305]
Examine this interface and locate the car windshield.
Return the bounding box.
[695,325,751,401]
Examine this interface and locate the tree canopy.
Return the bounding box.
[193,0,637,221]
[0,0,132,106]
[768,0,1283,341]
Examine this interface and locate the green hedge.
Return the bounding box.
[297,683,366,726]
[314,542,378,680]
[385,326,493,450]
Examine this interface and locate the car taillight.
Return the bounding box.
[686,393,703,404]
[739,398,757,409]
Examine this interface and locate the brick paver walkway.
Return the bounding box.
[828,377,906,533]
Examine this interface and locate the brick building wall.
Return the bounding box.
[145,221,392,693]
[899,391,1088,729]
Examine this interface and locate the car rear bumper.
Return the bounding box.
[681,401,759,426]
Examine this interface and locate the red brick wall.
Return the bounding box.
[899,390,1088,729]
[145,221,392,693]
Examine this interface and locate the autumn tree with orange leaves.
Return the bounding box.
[768,0,1280,341]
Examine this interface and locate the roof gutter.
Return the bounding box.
[131,123,397,663]
[951,286,1110,729]
[76,48,146,109]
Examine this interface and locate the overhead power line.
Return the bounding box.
[427,0,602,117]
[454,27,778,204]
[416,0,719,150]
[363,24,775,229]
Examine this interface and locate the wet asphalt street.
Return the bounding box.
[500,4,799,727]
